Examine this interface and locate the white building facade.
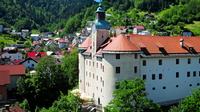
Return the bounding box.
[79,5,200,108]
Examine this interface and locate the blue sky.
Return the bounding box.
[94,0,102,3]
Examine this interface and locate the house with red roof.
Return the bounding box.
[78,4,200,109]
[0,71,10,101]
[27,52,47,58]
[133,25,145,34]
[0,65,25,91]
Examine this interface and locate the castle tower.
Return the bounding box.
[92,4,110,57]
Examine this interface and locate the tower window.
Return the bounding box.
[142,60,146,66]
[188,58,191,64]
[116,67,120,74]
[152,74,156,80]
[163,86,166,89]
[159,59,162,65]
[116,54,120,59]
[176,72,179,78]
[197,83,200,86]
[176,85,179,88]
[176,59,179,64]
[189,84,192,87]
[159,74,162,79]
[152,87,155,90]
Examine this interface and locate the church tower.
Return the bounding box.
[92,4,110,56]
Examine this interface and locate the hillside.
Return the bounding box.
[0,0,94,31]
[61,0,200,36]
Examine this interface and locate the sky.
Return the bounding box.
[94,0,102,3]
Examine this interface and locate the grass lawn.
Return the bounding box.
[185,21,200,36]
[0,34,16,46]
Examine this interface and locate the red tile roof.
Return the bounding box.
[0,65,25,75]
[80,37,92,49]
[103,35,139,52]
[27,52,47,58]
[134,25,145,30]
[82,34,200,55]
[0,71,10,85]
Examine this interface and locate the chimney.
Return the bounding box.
[180,38,184,47]
[126,35,131,41]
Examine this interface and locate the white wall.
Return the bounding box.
[141,56,200,104]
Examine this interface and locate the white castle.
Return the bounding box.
[78,4,200,108]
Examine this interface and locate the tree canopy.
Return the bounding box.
[105,78,160,112]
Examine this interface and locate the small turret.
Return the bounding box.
[96,4,105,21]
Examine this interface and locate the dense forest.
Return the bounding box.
[0,0,94,31]
[0,0,200,35]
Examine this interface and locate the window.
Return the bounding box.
[86,60,88,65]
[134,66,137,73]
[86,71,88,76]
[135,54,138,59]
[93,74,95,79]
[176,72,179,78]
[102,66,104,72]
[152,87,155,90]
[176,85,179,88]
[102,81,104,87]
[197,83,200,86]
[159,74,162,79]
[32,64,34,67]
[188,58,191,64]
[89,61,91,66]
[93,62,94,67]
[199,58,200,64]
[163,86,166,89]
[116,54,120,59]
[96,76,98,81]
[143,74,146,80]
[116,67,120,74]
[152,74,156,80]
[199,71,200,76]
[187,72,190,77]
[89,72,91,77]
[159,59,162,65]
[193,71,196,77]
[142,60,146,66]
[97,63,98,68]
[189,84,192,87]
[176,59,179,64]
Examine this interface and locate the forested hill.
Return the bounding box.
[63,0,200,36]
[0,0,94,31]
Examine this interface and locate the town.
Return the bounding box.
[0,0,200,112]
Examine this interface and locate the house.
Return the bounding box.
[30,34,40,41]
[58,38,69,49]
[0,71,10,101]
[79,4,200,109]
[0,65,25,90]
[1,47,23,61]
[0,25,3,33]
[27,52,46,58]
[133,25,145,34]
[19,58,38,70]
[21,29,29,38]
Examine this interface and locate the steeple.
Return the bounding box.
[96,4,105,21]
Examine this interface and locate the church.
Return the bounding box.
[78,4,200,108]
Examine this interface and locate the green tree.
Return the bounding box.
[17,56,69,110]
[169,88,200,112]
[40,93,81,112]
[61,49,78,88]
[105,78,160,112]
